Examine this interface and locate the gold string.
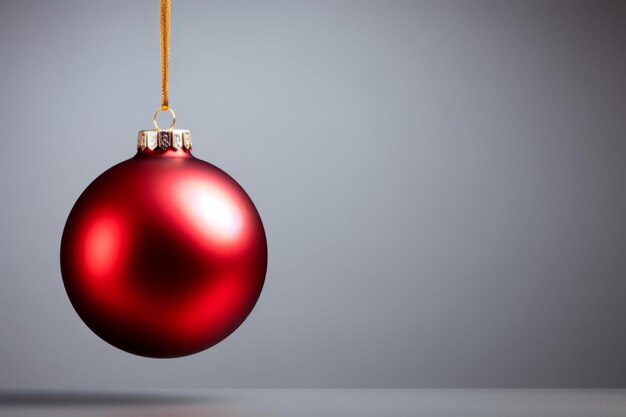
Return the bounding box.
[160,0,171,110]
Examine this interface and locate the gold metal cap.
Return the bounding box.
[137,129,192,152]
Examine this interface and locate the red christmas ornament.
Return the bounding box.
[61,130,267,357]
[61,1,267,357]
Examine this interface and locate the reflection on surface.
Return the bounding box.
[0,391,207,406]
[0,391,236,417]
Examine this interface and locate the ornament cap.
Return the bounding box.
[137,129,192,152]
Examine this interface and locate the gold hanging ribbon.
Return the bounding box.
[160,0,171,110]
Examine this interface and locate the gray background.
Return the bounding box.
[0,0,624,389]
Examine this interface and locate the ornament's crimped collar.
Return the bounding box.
[137,129,191,152]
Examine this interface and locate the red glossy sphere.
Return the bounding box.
[60,148,267,358]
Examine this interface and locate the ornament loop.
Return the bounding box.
[153,107,176,131]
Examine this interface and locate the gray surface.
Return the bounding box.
[0,0,625,389]
[1,390,626,417]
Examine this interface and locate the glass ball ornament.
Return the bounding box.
[60,130,267,358]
